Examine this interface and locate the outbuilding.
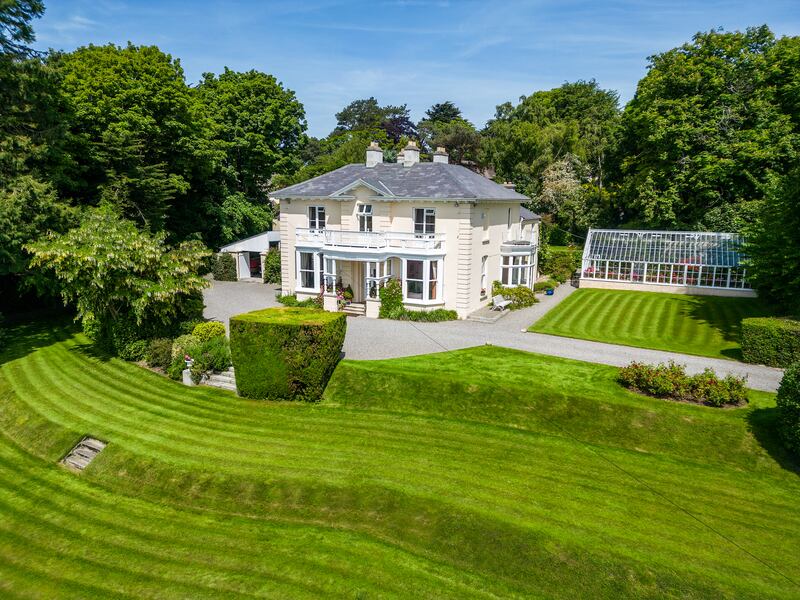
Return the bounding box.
[579,229,756,297]
[219,228,281,280]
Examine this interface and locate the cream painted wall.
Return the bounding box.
[579,278,757,298]
[279,186,538,317]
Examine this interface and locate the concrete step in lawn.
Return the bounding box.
[61,436,107,471]
[342,302,366,317]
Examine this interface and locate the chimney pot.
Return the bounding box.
[433,146,449,164]
[365,141,383,167]
[402,140,420,167]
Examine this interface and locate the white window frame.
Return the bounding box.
[357,204,373,232]
[501,254,532,287]
[296,250,321,292]
[402,257,443,303]
[308,206,326,231]
[413,208,436,236]
[480,255,488,297]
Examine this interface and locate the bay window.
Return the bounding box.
[298,251,316,289]
[403,258,441,302]
[501,254,531,287]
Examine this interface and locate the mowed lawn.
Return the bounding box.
[1,323,799,598]
[529,288,774,359]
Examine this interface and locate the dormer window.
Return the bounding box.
[308,206,325,231]
[358,204,373,232]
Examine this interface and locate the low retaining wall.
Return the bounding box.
[579,278,758,298]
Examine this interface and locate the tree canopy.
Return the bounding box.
[615,26,799,231]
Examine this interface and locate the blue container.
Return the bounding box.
[545,288,554,296]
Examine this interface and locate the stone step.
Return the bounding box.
[205,380,237,392]
[61,437,106,471]
[210,373,236,383]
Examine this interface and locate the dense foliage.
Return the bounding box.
[741,317,800,367]
[615,27,800,231]
[192,320,226,342]
[212,252,237,281]
[263,248,281,284]
[27,206,208,353]
[776,363,800,455]
[745,169,800,314]
[378,278,404,318]
[230,307,346,400]
[492,280,538,309]
[619,361,748,407]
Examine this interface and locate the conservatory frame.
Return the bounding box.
[579,229,755,296]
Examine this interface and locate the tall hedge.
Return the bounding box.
[776,363,800,456]
[741,317,800,367]
[212,252,237,281]
[229,307,346,401]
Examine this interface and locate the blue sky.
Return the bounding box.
[33,0,800,137]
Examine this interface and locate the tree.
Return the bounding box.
[49,44,201,232]
[482,80,620,235]
[424,101,462,123]
[0,0,43,57]
[745,169,800,315]
[27,206,210,348]
[333,97,416,142]
[418,118,481,165]
[615,26,797,230]
[0,175,74,281]
[196,68,306,200]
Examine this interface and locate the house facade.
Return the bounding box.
[272,142,539,318]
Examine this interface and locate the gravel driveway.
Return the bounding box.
[204,280,783,392]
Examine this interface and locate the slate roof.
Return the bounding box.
[271,162,529,201]
[520,206,541,221]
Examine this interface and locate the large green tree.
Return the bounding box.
[194,68,306,243]
[745,169,800,315]
[482,80,620,237]
[616,26,798,230]
[417,101,481,166]
[49,43,200,232]
[333,97,416,142]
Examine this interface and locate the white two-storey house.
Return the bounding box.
[272,142,539,318]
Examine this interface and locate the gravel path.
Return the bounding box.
[204,280,783,392]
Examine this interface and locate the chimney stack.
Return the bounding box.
[402,140,420,167]
[365,141,383,167]
[433,146,449,164]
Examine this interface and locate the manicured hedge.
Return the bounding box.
[741,317,800,367]
[263,248,281,284]
[230,307,346,401]
[777,363,800,455]
[212,252,237,281]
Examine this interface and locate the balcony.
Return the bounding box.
[296,228,445,253]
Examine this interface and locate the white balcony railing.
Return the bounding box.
[295,228,445,251]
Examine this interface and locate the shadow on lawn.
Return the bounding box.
[1,319,76,366]
[683,296,773,356]
[747,407,800,475]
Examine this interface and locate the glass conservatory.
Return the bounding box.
[580,230,752,293]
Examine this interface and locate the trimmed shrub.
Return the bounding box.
[492,281,538,310]
[192,321,226,342]
[230,307,346,401]
[741,317,800,367]
[167,355,186,380]
[399,308,458,322]
[776,363,800,455]
[618,361,747,407]
[379,279,404,319]
[187,335,231,384]
[146,338,174,370]
[263,248,281,284]
[276,293,321,308]
[119,339,148,362]
[172,334,198,360]
[212,252,237,281]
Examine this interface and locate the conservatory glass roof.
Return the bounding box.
[582,230,746,267]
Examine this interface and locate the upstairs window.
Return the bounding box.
[308,206,326,230]
[358,204,373,232]
[414,208,435,235]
